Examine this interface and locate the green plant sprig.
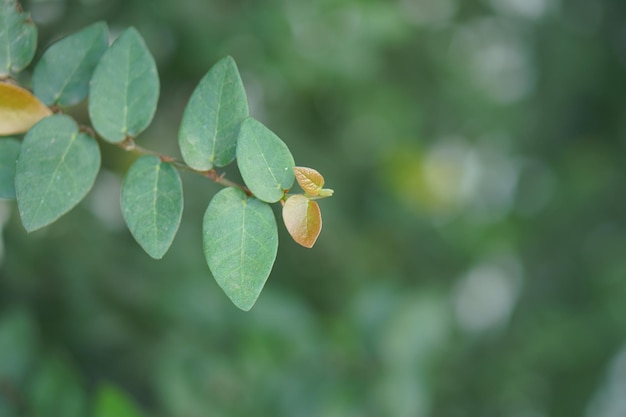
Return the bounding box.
[0,0,333,310]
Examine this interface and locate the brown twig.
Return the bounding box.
[115,135,252,195]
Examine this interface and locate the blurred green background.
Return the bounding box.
[2,0,626,415]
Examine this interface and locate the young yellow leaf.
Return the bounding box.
[0,82,52,135]
[294,166,324,196]
[282,194,322,248]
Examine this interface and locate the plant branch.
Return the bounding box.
[116,135,251,195]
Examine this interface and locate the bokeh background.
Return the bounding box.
[2,0,626,415]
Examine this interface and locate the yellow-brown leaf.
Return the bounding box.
[0,82,52,135]
[294,166,324,196]
[282,194,322,248]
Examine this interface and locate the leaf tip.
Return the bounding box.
[319,188,334,197]
[234,299,256,312]
[222,55,236,65]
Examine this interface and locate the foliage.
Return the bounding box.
[120,156,183,260]
[178,55,248,170]
[2,0,626,416]
[32,22,107,106]
[203,187,278,311]
[15,115,100,232]
[0,0,332,312]
[0,138,20,198]
[0,0,36,76]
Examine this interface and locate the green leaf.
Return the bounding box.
[29,355,86,417]
[15,114,101,232]
[236,117,295,203]
[178,56,249,170]
[33,21,108,106]
[121,155,183,259]
[0,137,20,199]
[203,187,278,311]
[93,383,144,417]
[0,0,37,76]
[88,27,159,143]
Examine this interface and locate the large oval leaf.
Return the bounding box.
[121,155,183,259]
[282,194,322,248]
[203,187,278,311]
[33,21,108,106]
[236,117,295,203]
[0,137,20,199]
[178,56,249,170]
[0,82,52,135]
[0,0,37,76]
[15,114,101,232]
[89,27,159,143]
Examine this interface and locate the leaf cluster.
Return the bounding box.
[0,0,333,310]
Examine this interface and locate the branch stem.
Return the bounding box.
[116,135,251,195]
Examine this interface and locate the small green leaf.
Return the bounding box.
[29,355,86,417]
[179,56,249,170]
[236,117,295,203]
[15,114,101,232]
[0,137,20,199]
[89,27,159,143]
[93,383,144,417]
[0,82,52,135]
[33,21,108,106]
[121,155,183,259]
[282,194,322,248]
[203,187,278,311]
[0,0,37,76]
